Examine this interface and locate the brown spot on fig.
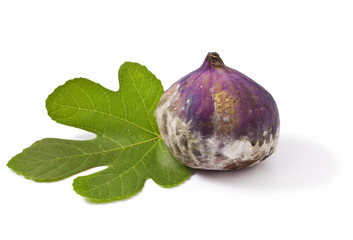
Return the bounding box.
[224,162,239,170]
[224,160,259,170]
[161,112,168,136]
[213,90,238,135]
[192,148,202,157]
[173,142,183,156]
[180,135,188,150]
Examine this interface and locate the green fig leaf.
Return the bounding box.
[7,62,191,201]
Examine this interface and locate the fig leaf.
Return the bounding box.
[7,62,191,201]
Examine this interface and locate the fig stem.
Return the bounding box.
[207,52,224,67]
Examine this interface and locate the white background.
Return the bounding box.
[1,0,352,239]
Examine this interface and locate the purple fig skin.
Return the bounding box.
[155,53,280,170]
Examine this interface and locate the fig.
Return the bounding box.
[155,53,280,170]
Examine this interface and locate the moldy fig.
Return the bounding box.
[155,53,280,170]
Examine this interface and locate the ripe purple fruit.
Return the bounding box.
[156,53,280,170]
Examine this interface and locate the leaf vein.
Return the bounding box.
[126,65,157,133]
[71,82,96,110]
[50,103,158,136]
[81,138,161,194]
[25,137,159,163]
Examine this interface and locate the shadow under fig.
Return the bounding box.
[196,134,336,191]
